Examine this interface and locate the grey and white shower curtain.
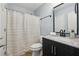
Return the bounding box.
[6,9,40,56]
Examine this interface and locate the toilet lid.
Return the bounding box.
[31,43,42,48]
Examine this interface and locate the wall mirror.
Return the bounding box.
[53,3,78,34]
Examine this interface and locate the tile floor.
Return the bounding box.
[21,50,32,56]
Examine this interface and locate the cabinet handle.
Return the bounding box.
[52,45,54,55]
[54,47,56,55]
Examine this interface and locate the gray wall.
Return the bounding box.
[34,3,54,35]
[34,3,59,35]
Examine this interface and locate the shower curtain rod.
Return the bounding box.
[40,15,52,20]
[6,8,25,14]
[5,8,27,14]
[6,8,32,15]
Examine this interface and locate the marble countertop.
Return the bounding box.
[42,35,79,49]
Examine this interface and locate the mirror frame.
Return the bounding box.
[53,3,79,35]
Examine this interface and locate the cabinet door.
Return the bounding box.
[54,41,64,56]
[54,41,74,56]
[74,48,79,56]
[42,38,53,56]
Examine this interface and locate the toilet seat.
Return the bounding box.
[31,43,42,49]
[31,43,42,51]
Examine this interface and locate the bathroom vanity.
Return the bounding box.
[42,35,79,56]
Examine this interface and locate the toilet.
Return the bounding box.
[31,43,42,56]
[30,37,42,56]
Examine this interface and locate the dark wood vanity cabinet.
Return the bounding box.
[42,38,53,56]
[42,38,79,56]
[54,41,74,56]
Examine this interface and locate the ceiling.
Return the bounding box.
[7,3,44,12]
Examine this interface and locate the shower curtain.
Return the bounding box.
[6,9,40,56]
